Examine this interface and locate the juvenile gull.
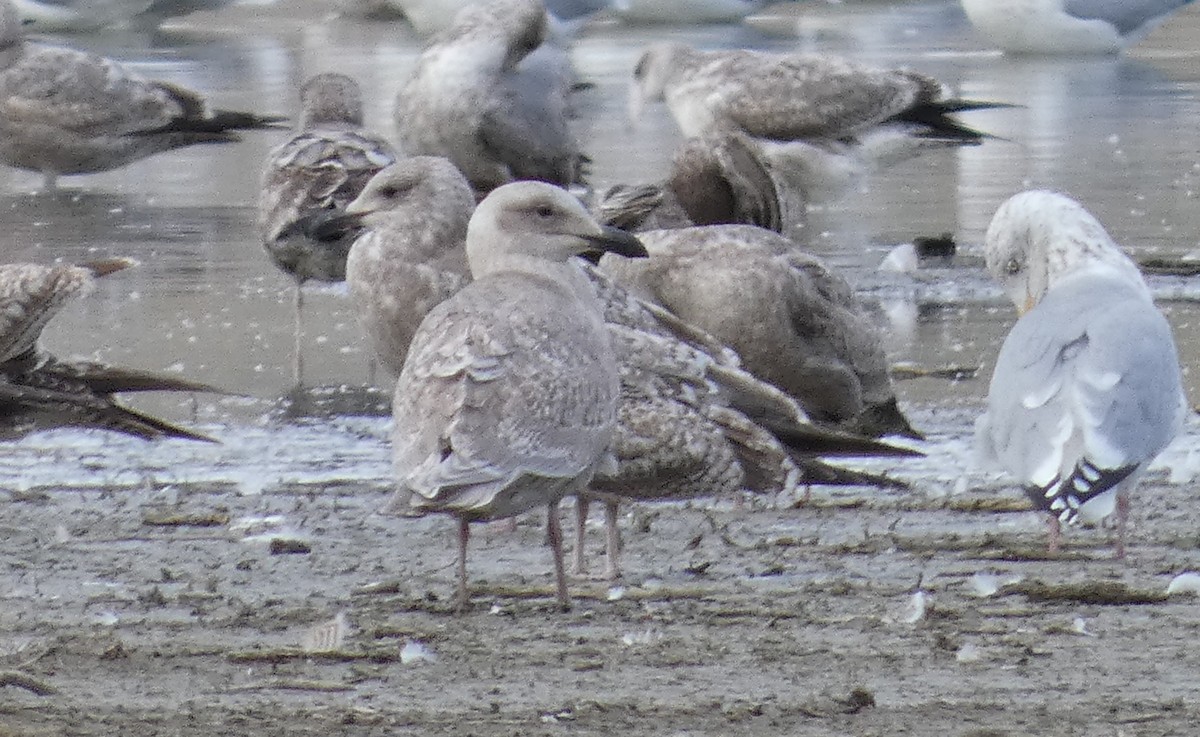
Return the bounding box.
[0,259,217,441]
[975,190,1185,558]
[395,0,585,193]
[596,132,787,234]
[257,73,398,385]
[599,224,920,440]
[389,181,646,611]
[0,0,283,189]
[628,42,1006,202]
[343,157,474,377]
[961,0,1196,54]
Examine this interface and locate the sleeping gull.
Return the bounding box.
[388,181,646,611]
[961,0,1197,54]
[15,0,235,30]
[612,0,766,24]
[257,72,398,385]
[0,259,217,442]
[0,0,284,190]
[599,224,922,440]
[342,157,474,378]
[395,0,586,194]
[628,42,1007,202]
[596,132,787,234]
[975,190,1185,557]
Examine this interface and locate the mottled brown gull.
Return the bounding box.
[975,190,1185,558]
[257,73,398,385]
[395,0,585,193]
[343,157,475,378]
[388,181,646,611]
[599,224,921,440]
[596,132,787,234]
[0,0,284,189]
[0,259,217,442]
[628,42,1006,202]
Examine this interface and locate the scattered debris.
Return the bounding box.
[1166,572,1200,596]
[399,641,437,665]
[0,671,56,695]
[142,509,230,527]
[302,613,349,653]
[1010,580,1168,605]
[269,539,312,555]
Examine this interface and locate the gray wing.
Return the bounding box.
[703,52,936,141]
[0,44,182,135]
[393,274,618,516]
[979,274,1184,495]
[480,43,584,186]
[1064,0,1193,36]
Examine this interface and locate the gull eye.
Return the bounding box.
[633,55,648,79]
[377,185,399,199]
[1004,257,1022,275]
[535,205,555,218]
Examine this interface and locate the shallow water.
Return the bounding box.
[5,0,1200,491]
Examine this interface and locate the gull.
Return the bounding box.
[388,181,646,611]
[628,42,1006,202]
[257,72,398,385]
[975,190,1186,557]
[342,157,475,378]
[15,0,235,30]
[612,0,766,24]
[599,224,922,440]
[0,0,284,190]
[0,259,217,442]
[395,0,586,194]
[386,0,609,37]
[595,132,787,234]
[961,0,1197,55]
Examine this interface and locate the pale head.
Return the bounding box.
[299,73,365,129]
[346,156,475,227]
[628,42,688,127]
[984,190,1141,313]
[466,181,646,278]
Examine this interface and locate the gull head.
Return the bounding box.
[984,190,1138,313]
[346,157,475,227]
[628,42,687,128]
[299,73,365,129]
[467,181,646,278]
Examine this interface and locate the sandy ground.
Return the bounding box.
[3,408,1200,737]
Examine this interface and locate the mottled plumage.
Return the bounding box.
[0,259,217,442]
[390,181,645,610]
[0,0,283,189]
[976,190,1185,557]
[344,157,475,377]
[395,0,585,193]
[629,42,1003,201]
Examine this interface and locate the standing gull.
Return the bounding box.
[342,157,475,378]
[975,190,1185,557]
[0,259,217,441]
[961,0,1197,55]
[628,42,1006,202]
[389,181,646,611]
[395,0,585,194]
[258,73,398,385]
[599,224,921,439]
[0,0,283,189]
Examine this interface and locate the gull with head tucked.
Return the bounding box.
[388,180,646,611]
[975,190,1186,558]
[628,42,1007,203]
[961,0,1197,55]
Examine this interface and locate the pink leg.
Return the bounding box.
[546,501,571,611]
[573,497,589,576]
[455,518,471,613]
[1115,492,1130,560]
[604,501,622,581]
[1047,515,1061,556]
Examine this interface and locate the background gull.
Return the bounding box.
[612,0,767,24]
[599,224,921,440]
[0,0,283,190]
[14,0,236,30]
[395,0,586,194]
[596,131,787,234]
[385,0,610,37]
[975,190,1186,558]
[342,157,475,378]
[628,42,1008,203]
[389,181,645,611]
[961,0,1197,55]
[257,72,398,386]
[0,259,218,442]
